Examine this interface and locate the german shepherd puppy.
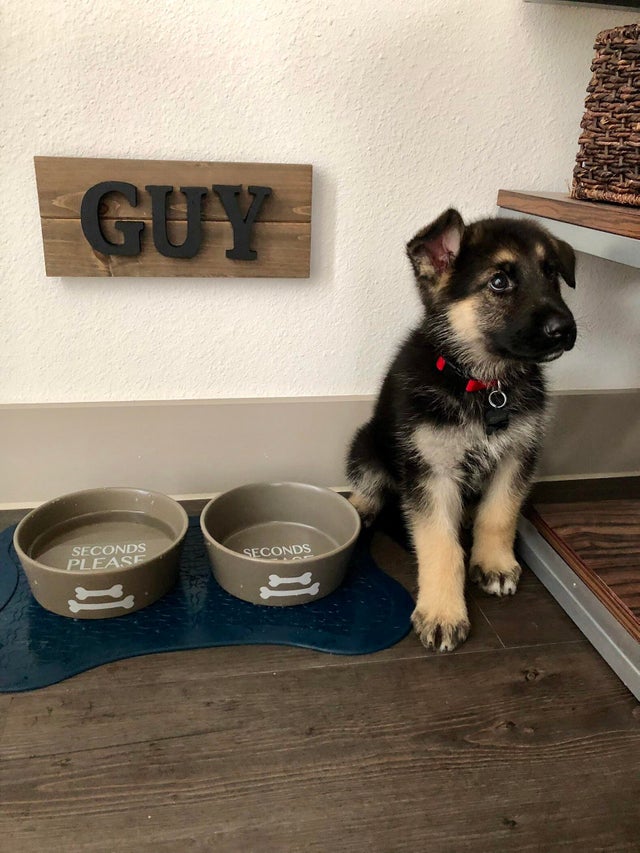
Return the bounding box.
[347,209,577,652]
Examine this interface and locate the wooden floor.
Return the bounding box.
[1,506,639,853]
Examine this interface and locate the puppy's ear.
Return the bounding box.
[406,209,465,281]
[554,238,576,288]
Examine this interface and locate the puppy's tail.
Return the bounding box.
[346,422,393,527]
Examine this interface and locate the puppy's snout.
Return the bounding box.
[543,313,576,350]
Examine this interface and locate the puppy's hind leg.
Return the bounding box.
[346,421,391,527]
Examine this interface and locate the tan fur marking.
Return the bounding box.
[447,295,482,342]
[413,518,467,619]
[348,492,378,518]
[535,242,546,261]
[434,270,451,290]
[491,249,518,265]
[471,455,525,578]
[446,295,491,368]
[414,257,436,278]
[410,476,468,633]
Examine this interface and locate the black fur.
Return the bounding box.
[347,209,577,652]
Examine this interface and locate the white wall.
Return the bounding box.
[3,0,639,403]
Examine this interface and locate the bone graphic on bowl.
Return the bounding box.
[67,594,135,613]
[268,571,313,588]
[74,584,124,600]
[259,582,320,600]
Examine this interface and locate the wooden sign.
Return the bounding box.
[34,157,312,277]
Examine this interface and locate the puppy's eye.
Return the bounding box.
[541,260,557,279]
[488,272,512,293]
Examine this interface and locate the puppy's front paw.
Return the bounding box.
[411,606,470,653]
[469,561,521,596]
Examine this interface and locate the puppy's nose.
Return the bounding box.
[543,313,576,348]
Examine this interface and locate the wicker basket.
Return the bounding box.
[571,24,640,207]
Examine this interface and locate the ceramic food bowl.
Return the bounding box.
[13,487,188,619]
[200,482,361,605]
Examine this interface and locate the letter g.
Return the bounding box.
[80,181,143,256]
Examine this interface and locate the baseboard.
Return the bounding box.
[0,396,374,508]
[1,389,638,508]
[529,474,640,503]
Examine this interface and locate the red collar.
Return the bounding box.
[436,356,498,392]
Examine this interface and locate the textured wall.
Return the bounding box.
[3,0,639,402]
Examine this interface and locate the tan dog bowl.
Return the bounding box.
[200,482,361,605]
[13,487,188,619]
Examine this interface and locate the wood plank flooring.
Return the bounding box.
[1,508,639,852]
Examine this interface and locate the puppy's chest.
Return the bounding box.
[410,414,539,485]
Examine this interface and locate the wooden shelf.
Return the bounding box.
[497,190,640,268]
[501,192,640,695]
[524,0,640,11]
[520,475,640,699]
[497,190,640,239]
[528,500,640,644]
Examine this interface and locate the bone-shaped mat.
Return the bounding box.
[0,518,414,692]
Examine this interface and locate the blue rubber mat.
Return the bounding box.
[0,517,414,692]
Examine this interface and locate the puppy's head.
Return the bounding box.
[407,209,577,370]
